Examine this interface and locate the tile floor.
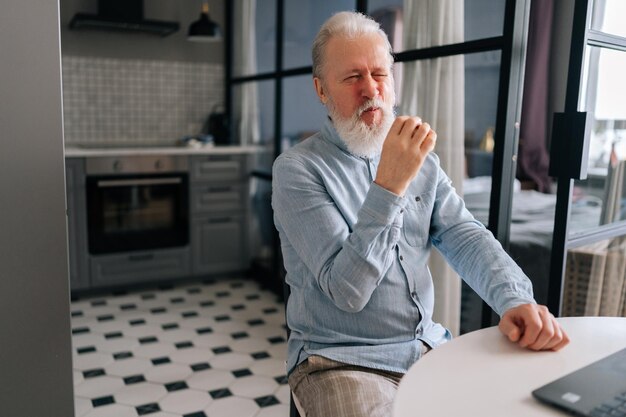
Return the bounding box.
[70,277,290,417]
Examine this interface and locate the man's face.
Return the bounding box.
[314,33,395,127]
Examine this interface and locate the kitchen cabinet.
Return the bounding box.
[64,147,259,291]
[65,158,90,290]
[190,154,250,276]
[90,248,191,287]
[192,215,245,274]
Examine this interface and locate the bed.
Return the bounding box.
[459,177,604,330]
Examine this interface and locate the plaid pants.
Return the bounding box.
[288,352,425,417]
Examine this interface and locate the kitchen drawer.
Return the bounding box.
[191,184,244,213]
[90,247,191,287]
[191,155,243,183]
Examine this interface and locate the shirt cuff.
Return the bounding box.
[360,182,409,225]
[498,295,537,317]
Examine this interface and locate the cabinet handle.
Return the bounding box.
[128,253,155,261]
[206,155,233,161]
[199,161,237,169]
[208,186,232,193]
[98,178,181,187]
[208,217,232,224]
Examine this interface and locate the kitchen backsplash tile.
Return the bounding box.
[62,56,223,147]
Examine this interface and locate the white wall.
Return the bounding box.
[0,1,74,415]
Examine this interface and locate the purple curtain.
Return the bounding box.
[517,0,554,193]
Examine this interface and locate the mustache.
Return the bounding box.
[356,98,388,116]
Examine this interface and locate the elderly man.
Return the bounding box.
[272,11,568,417]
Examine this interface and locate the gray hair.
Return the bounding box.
[311,11,393,79]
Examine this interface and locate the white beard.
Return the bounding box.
[328,97,396,159]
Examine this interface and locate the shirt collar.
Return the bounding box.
[321,117,349,153]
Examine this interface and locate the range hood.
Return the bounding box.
[69,0,179,37]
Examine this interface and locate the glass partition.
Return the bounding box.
[283,0,354,70]
[591,0,626,38]
[232,80,276,266]
[463,0,506,42]
[463,50,500,333]
[464,51,502,182]
[368,0,505,53]
[232,0,277,77]
[231,80,275,147]
[547,0,626,318]
[571,46,626,236]
[227,0,532,330]
[281,75,328,150]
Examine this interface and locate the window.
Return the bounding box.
[228,0,531,331]
[547,0,626,317]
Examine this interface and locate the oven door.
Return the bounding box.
[86,173,189,255]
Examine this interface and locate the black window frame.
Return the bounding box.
[547,0,626,315]
[225,0,532,328]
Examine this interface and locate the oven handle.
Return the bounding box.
[97,177,182,187]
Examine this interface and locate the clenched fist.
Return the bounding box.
[374,116,437,196]
[499,304,570,351]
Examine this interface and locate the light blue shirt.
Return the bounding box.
[272,119,535,375]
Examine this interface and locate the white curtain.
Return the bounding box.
[400,0,465,335]
[236,0,260,145]
[235,0,266,260]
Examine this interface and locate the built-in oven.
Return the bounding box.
[86,155,189,255]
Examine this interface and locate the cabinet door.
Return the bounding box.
[90,248,191,287]
[192,215,247,275]
[65,159,90,290]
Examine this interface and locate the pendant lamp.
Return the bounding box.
[188,1,221,41]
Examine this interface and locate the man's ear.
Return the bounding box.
[313,77,327,104]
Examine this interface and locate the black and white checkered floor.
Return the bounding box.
[70,277,290,417]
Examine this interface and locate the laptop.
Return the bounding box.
[532,347,626,416]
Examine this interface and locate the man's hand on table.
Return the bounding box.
[499,304,570,351]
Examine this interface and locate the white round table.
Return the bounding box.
[393,317,626,417]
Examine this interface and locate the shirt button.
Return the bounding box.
[399,255,404,261]
[415,196,421,202]
[400,208,404,214]
[411,291,417,298]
